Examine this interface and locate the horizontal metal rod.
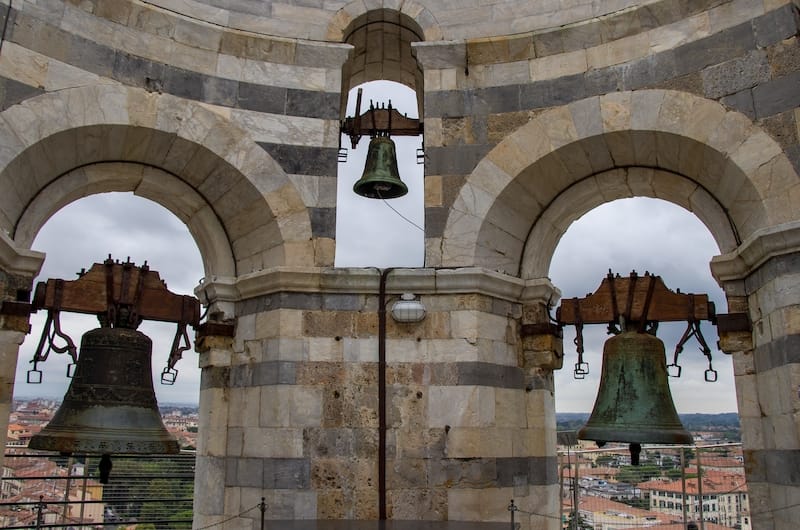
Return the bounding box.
[0,497,192,507]
[4,519,193,529]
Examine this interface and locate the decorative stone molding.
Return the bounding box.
[0,231,44,278]
[710,220,800,283]
[197,266,560,305]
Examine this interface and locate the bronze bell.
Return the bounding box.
[353,135,408,199]
[578,329,692,464]
[28,326,179,458]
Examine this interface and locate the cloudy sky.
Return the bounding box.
[13,81,738,413]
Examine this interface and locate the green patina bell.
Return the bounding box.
[28,326,179,459]
[353,136,408,199]
[578,329,692,464]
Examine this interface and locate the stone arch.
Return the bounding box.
[521,167,736,280]
[328,1,438,118]
[14,162,233,279]
[0,85,314,278]
[440,89,800,278]
[326,1,441,44]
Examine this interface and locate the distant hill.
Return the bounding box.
[679,412,739,430]
[557,412,740,433]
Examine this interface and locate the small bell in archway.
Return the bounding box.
[353,135,408,199]
[578,328,692,464]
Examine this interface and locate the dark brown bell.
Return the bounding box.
[353,136,408,199]
[578,330,692,458]
[28,327,179,455]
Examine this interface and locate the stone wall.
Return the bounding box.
[193,268,560,528]
[0,1,798,529]
[417,1,800,270]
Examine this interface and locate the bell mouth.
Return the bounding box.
[577,330,693,447]
[27,327,179,455]
[352,136,408,199]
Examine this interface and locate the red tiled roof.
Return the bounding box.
[638,472,747,495]
[627,523,731,530]
[565,495,670,522]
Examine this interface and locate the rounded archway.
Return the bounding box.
[438,89,800,278]
[15,192,204,406]
[0,85,317,279]
[548,197,735,415]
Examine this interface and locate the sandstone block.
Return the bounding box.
[241,427,303,458]
[736,375,761,418]
[445,427,513,458]
[429,386,495,428]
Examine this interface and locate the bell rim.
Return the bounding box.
[28,430,181,454]
[577,425,694,445]
[352,179,409,199]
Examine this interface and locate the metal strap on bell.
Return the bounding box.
[578,329,692,449]
[28,326,179,455]
[353,135,408,199]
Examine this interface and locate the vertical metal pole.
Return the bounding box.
[79,466,87,524]
[508,499,517,530]
[378,268,394,520]
[697,447,705,530]
[62,454,73,523]
[35,495,45,530]
[572,450,580,530]
[260,497,266,530]
[560,448,567,527]
[681,447,688,528]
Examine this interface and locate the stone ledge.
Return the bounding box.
[258,522,510,530]
[0,231,44,277]
[199,267,559,306]
[710,220,800,282]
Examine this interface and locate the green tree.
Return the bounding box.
[565,511,592,530]
[665,467,684,480]
[595,454,616,467]
[616,464,662,484]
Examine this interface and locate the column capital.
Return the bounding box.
[0,232,44,278]
[711,221,800,283]
[411,40,466,70]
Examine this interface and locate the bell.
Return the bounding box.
[29,326,179,457]
[353,136,408,199]
[578,329,692,464]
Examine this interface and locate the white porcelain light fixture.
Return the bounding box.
[390,293,426,323]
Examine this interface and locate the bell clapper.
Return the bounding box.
[629,442,642,466]
[99,453,113,484]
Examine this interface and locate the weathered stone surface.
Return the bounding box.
[767,36,800,78]
[701,50,771,99]
[5,2,800,527]
[753,71,800,119]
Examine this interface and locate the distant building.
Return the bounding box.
[0,451,104,528]
[564,494,670,529]
[627,523,733,530]
[640,470,750,529]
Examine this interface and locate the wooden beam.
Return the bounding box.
[556,272,714,325]
[32,259,200,327]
